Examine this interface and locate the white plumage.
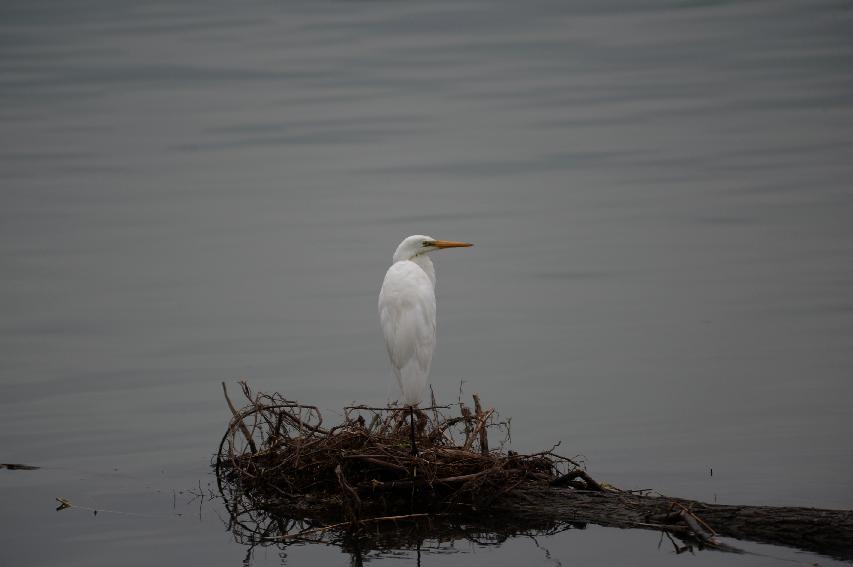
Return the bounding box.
[378,235,472,406]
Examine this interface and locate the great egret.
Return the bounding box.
[378,235,473,454]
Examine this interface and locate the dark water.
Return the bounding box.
[2,0,853,564]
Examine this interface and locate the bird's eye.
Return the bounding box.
[422,241,432,247]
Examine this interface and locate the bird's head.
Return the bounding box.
[393,234,473,263]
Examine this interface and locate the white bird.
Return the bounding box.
[378,235,472,452]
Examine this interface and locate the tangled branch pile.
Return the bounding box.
[214,383,853,559]
[215,382,600,527]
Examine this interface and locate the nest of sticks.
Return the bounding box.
[215,382,603,541]
[212,383,853,559]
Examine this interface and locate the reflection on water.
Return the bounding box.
[218,487,589,567]
[2,0,853,565]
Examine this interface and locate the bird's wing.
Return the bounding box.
[378,261,437,382]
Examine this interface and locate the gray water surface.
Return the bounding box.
[2,0,853,565]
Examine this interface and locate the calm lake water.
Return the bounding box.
[2,0,852,565]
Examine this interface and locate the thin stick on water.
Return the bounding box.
[472,394,490,455]
[222,381,257,454]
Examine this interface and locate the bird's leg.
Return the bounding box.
[409,405,418,456]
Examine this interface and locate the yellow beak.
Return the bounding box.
[434,240,473,249]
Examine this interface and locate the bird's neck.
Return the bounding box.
[410,254,436,288]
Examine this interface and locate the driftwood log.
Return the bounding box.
[215,383,853,561]
[493,486,853,560]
